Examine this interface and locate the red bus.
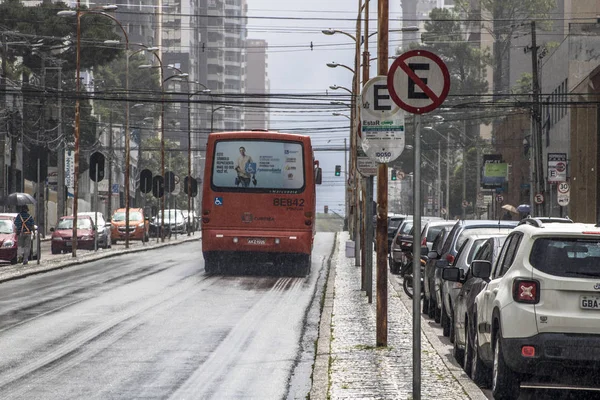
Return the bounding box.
[201,130,322,276]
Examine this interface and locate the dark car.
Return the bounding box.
[423,220,517,322]
[422,226,452,319]
[388,219,413,274]
[51,215,96,253]
[442,235,506,375]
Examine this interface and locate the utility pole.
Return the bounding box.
[376,0,389,348]
[57,66,65,217]
[107,111,113,218]
[461,120,467,219]
[530,21,545,217]
[1,34,7,210]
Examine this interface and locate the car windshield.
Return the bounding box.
[112,212,143,222]
[455,228,514,253]
[530,237,600,277]
[0,220,13,234]
[399,221,413,235]
[389,218,404,231]
[426,226,444,243]
[57,219,92,230]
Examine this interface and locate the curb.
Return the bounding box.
[309,232,338,400]
[0,235,202,284]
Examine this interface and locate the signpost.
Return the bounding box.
[360,76,405,164]
[388,49,450,399]
[557,182,570,207]
[534,192,545,205]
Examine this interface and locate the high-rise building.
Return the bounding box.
[245,39,270,130]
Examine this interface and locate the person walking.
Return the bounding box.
[14,205,35,265]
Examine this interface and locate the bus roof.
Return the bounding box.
[208,130,311,141]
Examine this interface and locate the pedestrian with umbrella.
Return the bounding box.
[7,193,37,265]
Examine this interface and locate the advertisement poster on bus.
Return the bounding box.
[212,141,304,191]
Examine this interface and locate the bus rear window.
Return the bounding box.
[212,140,305,192]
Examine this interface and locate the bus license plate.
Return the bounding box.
[247,238,266,245]
[580,296,600,310]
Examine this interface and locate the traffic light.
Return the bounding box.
[391,169,397,181]
[89,152,105,182]
[335,165,341,176]
[139,169,153,193]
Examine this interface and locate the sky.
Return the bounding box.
[246,1,405,216]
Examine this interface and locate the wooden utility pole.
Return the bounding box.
[530,21,545,217]
[376,0,389,347]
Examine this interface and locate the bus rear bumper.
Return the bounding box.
[202,229,312,254]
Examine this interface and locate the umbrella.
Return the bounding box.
[517,204,531,213]
[5,192,36,206]
[501,204,518,214]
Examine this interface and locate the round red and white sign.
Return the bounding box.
[387,50,450,114]
[496,194,504,203]
[558,182,570,194]
[534,193,545,204]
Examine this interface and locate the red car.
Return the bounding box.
[51,215,96,254]
[0,216,18,264]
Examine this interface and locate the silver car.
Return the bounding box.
[78,212,111,249]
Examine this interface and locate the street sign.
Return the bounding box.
[441,207,447,215]
[65,149,74,188]
[359,75,405,163]
[357,156,378,177]
[387,50,450,114]
[548,153,567,183]
[558,182,570,194]
[397,170,405,180]
[557,182,570,206]
[496,194,504,203]
[534,192,545,204]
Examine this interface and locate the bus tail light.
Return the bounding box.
[275,238,280,244]
[202,217,210,224]
[513,279,540,304]
[233,237,239,243]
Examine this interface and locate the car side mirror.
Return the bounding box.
[315,167,322,185]
[471,260,492,280]
[427,250,439,259]
[442,267,461,282]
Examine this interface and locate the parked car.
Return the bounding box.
[420,220,455,252]
[388,219,413,274]
[110,208,149,244]
[384,214,410,251]
[442,235,507,374]
[424,219,517,323]
[150,209,186,237]
[180,210,199,232]
[50,215,96,253]
[440,233,506,339]
[77,212,111,249]
[422,225,453,319]
[471,218,597,399]
[0,213,39,263]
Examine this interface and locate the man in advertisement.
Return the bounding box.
[235,146,257,187]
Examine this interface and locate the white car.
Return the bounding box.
[77,212,111,249]
[471,218,599,399]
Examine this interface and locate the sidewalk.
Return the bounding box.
[0,233,201,284]
[312,231,487,400]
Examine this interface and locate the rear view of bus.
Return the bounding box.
[201,131,322,276]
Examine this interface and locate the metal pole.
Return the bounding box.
[437,147,441,217]
[531,21,545,217]
[72,2,82,257]
[461,120,467,220]
[353,0,362,260]
[160,68,165,242]
[366,177,373,303]
[376,0,389,348]
[1,34,7,211]
[94,168,98,251]
[125,42,131,249]
[36,159,41,264]
[446,130,450,220]
[107,111,113,219]
[57,67,65,218]
[344,138,348,230]
[187,91,192,236]
[412,114,422,400]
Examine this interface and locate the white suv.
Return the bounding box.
[471,218,600,398]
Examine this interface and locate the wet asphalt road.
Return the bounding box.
[0,233,335,400]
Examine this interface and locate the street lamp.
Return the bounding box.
[211,105,234,133]
[326,62,356,75]
[424,126,450,220]
[332,112,351,120]
[139,52,186,242]
[58,3,119,257]
[329,84,353,94]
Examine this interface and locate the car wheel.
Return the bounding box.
[434,302,441,324]
[441,302,451,337]
[449,309,456,343]
[427,296,436,319]
[463,323,472,375]
[492,331,521,399]
[453,324,465,366]
[471,327,491,387]
[10,256,18,264]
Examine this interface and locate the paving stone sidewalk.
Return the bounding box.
[317,232,486,400]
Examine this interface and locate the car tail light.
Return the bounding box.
[446,254,455,264]
[421,237,427,246]
[521,346,535,357]
[513,279,540,304]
